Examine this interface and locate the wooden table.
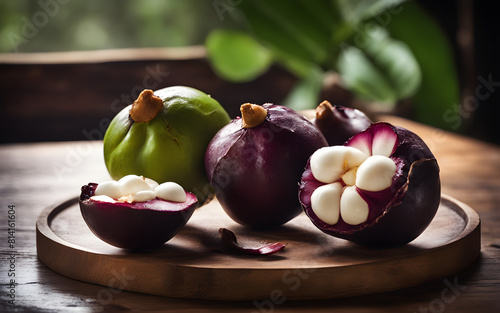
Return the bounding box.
[1,115,500,312]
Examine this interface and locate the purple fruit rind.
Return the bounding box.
[347,123,399,156]
[80,183,97,200]
[313,104,372,146]
[204,118,245,183]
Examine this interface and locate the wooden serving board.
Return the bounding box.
[36,194,480,301]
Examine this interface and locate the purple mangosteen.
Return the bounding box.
[312,100,372,146]
[205,103,328,228]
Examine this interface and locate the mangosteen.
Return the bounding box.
[103,87,230,204]
[79,175,198,249]
[205,103,328,228]
[312,100,372,145]
[299,122,440,246]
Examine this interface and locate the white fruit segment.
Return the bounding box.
[311,183,342,225]
[93,174,186,203]
[91,195,117,203]
[145,178,159,190]
[310,146,367,183]
[154,182,187,203]
[340,186,369,225]
[133,190,157,202]
[309,145,397,225]
[356,155,396,192]
[119,175,152,195]
[341,167,357,186]
[95,181,122,199]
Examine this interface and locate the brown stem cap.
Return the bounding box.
[129,89,163,123]
[240,103,267,128]
[315,100,334,121]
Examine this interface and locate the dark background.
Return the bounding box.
[420,0,500,145]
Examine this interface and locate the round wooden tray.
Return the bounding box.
[36,194,480,301]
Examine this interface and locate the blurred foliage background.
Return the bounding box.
[0,0,229,52]
[1,0,499,144]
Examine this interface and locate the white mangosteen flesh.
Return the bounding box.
[309,130,398,226]
[94,174,187,203]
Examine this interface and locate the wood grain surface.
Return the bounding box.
[36,193,479,301]
[1,115,500,312]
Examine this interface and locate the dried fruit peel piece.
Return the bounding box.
[219,228,286,255]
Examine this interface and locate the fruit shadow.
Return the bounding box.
[314,238,433,262]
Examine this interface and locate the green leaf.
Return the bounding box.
[205,29,272,82]
[237,0,332,66]
[338,44,397,105]
[362,27,421,99]
[281,67,324,111]
[336,0,409,25]
[337,26,421,109]
[385,1,461,130]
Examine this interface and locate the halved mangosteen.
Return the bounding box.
[299,122,441,246]
[79,175,198,249]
